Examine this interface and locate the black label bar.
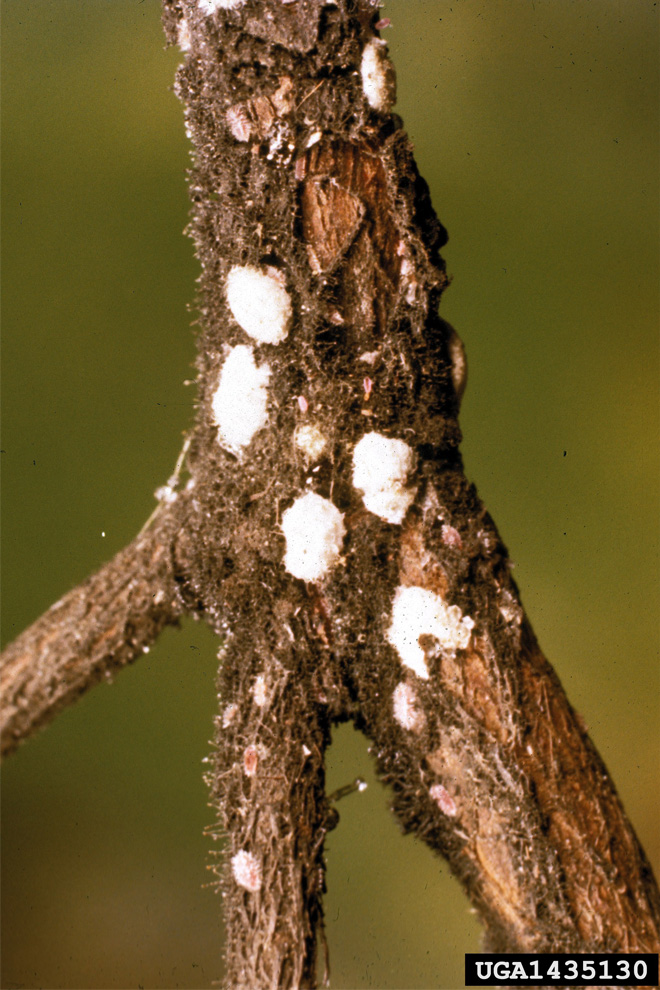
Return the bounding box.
[465,953,659,987]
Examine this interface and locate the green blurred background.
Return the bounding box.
[1,2,657,987]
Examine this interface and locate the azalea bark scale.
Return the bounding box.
[1,2,658,987]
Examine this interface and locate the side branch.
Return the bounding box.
[1,510,183,756]
[345,466,660,955]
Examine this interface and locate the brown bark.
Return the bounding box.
[1,2,658,987]
[1,508,183,757]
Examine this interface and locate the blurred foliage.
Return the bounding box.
[1,1,657,987]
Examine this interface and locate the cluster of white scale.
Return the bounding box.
[182,19,473,892]
[211,264,475,682]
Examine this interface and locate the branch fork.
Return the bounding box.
[2,2,658,986]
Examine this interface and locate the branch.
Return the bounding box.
[1,508,183,756]
[3,1,658,986]
[208,651,331,988]
[350,474,660,952]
